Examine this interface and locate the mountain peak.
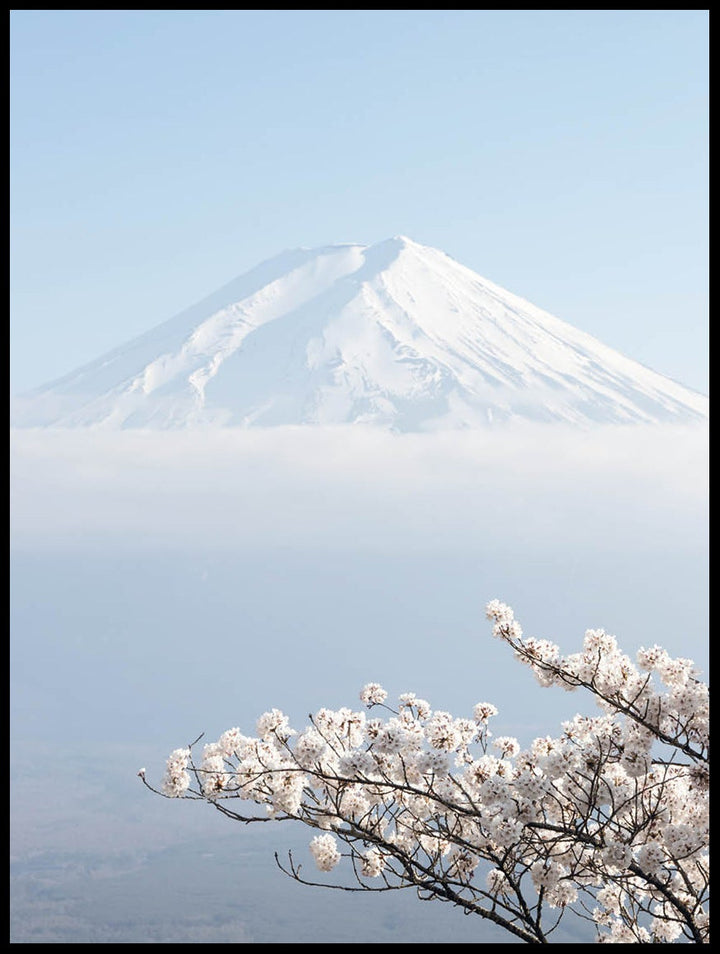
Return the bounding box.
[11,238,708,431]
[389,234,420,247]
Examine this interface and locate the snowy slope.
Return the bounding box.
[11,236,708,430]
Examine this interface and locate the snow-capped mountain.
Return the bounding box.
[11,236,708,430]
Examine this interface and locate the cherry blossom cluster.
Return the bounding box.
[485,600,708,763]
[148,601,709,944]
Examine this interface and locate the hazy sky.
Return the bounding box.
[10,9,708,395]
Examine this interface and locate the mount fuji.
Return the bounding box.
[11,236,708,431]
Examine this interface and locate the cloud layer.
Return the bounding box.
[11,422,708,555]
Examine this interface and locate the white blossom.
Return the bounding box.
[216,726,250,758]
[634,841,666,876]
[601,842,633,872]
[598,919,651,943]
[361,847,384,878]
[359,682,388,706]
[650,918,684,943]
[545,879,578,909]
[162,747,191,798]
[473,701,498,723]
[256,708,294,742]
[447,846,479,880]
[425,710,462,751]
[414,749,450,778]
[485,599,514,624]
[294,727,331,768]
[492,736,520,759]
[486,867,512,897]
[398,692,432,719]
[309,833,342,871]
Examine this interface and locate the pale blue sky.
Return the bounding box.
[10,9,708,395]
